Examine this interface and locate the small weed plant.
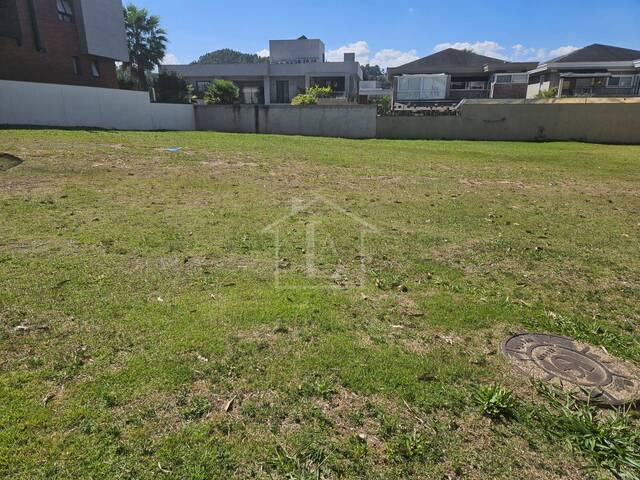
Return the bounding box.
[473,384,517,419]
[537,383,640,480]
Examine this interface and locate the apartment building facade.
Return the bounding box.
[0,0,129,89]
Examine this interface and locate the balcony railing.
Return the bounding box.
[561,87,638,98]
[448,89,490,100]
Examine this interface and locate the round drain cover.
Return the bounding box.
[503,333,640,406]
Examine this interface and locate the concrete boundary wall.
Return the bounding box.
[0,80,195,130]
[377,100,640,144]
[2,81,639,144]
[195,105,377,139]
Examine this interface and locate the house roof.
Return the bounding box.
[388,48,537,76]
[548,44,640,63]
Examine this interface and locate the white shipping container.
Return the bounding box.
[396,74,448,100]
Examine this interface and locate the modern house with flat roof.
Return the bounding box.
[160,37,362,105]
[0,0,129,89]
[387,48,537,106]
[526,44,640,99]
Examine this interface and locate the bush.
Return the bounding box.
[306,85,332,98]
[535,87,559,99]
[291,94,317,105]
[204,79,240,105]
[291,85,332,106]
[154,73,191,104]
[373,95,391,115]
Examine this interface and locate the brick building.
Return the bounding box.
[0,0,129,89]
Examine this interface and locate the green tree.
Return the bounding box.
[204,80,240,105]
[123,4,167,90]
[154,73,191,104]
[362,64,384,80]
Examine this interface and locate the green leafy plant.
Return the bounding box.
[537,383,640,480]
[204,79,240,105]
[391,431,430,461]
[473,384,517,419]
[291,93,318,106]
[306,85,332,98]
[298,376,336,400]
[535,87,559,99]
[373,95,392,115]
[291,85,332,105]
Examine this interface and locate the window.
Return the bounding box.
[608,75,634,88]
[72,56,81,75]
[56,0,73,22]
[450,81,466,90]
[195,81,210,92]
[242,86,261,104]
[91,60,100,78]
[495,73,528,85]
[467,81,486,90]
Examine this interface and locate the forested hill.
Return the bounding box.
[191,49,269,64]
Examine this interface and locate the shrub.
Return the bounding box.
[306,85,332,98]
[374,95,392,115]
[204,79,240,105]
[535,87,559,99]
[154,72,191,104]
[473,384,517,419]
[291,85,332,106]
[291,94,317,105]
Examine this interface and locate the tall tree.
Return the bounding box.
[123,4,167,89]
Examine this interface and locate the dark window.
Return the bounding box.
[0,0,23,45]
[72,56,81,75]
[450,81,466,90]
[608,76,633,88]
[56,0,73,22]
[91,60,100,78]
[276,80,289,103]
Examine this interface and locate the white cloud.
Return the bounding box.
[371,48,419,68]
[256,49,270,58]
[433,41,581,62]
[327,41,371,63]
[162,53,180,65]
[548,45,579,59]
[327,41,419,68]
[433,41,507,59]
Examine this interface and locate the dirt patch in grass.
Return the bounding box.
[0,153,23,171]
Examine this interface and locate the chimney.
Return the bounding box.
[344,53,355,62]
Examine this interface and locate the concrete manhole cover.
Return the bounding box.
[503,333,640,406]
[0,153,23,172]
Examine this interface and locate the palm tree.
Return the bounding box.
[123,4,167,90]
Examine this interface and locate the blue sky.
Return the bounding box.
[132,0,640,67]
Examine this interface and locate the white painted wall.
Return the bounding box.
[0,80,195,130]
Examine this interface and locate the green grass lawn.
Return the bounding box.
[1,130,639,479]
